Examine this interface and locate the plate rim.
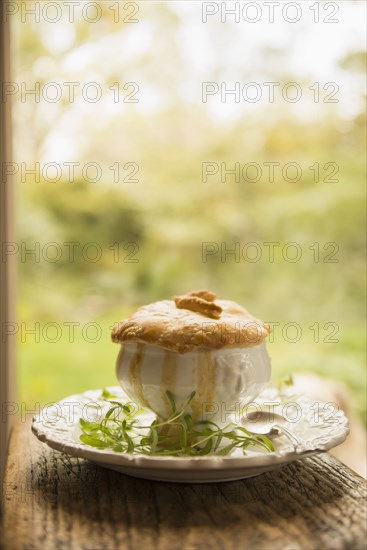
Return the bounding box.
[31,386,350,472]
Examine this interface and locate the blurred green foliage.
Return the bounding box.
[12,2,366,422]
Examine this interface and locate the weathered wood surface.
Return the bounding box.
[1,419,366,550]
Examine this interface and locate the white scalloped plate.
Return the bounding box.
[31,387,349,483]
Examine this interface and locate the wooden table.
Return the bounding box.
[1,419,366,550]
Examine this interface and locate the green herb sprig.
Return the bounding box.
[79,389,275,457]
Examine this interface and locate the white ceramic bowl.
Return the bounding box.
[116,341,271,426]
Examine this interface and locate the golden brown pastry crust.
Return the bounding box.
[111,291,271,353]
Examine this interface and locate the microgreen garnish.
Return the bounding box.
[101,388,119,400]
[79,390,275,457]
[278,374,294,394]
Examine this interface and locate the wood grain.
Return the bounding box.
[1,419,366,550]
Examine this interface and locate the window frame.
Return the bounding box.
[0,12,16,494]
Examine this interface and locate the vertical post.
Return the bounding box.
[0,0,16,495]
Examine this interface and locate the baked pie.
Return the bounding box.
[112,289,271,353]
[112,290,272,424]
